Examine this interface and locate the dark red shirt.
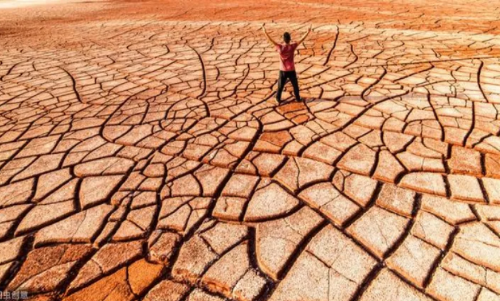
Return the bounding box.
[276,42,298,71]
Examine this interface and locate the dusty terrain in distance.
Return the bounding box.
[1,0,500,300]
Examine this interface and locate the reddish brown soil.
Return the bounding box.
[1,1,500,301]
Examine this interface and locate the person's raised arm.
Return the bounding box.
[297,25,312,45]
[262,25,279,47]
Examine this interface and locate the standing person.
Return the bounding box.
[263,24,311,103]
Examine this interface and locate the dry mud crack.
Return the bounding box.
[1,0,500,300]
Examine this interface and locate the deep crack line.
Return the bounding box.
[188,44,207,99]
[477,59,490,103]
[323,25,339,66]
[60,67,84,104]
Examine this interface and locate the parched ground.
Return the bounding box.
[1,0,500,300]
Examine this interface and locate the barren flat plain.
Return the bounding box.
[1,0,500,300]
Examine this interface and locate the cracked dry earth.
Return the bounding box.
[2,0,500,301]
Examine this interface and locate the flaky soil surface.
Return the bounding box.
[1,1,500,301]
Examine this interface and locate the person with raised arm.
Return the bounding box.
[263,24,311,103]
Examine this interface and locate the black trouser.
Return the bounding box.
[276,70,300,102]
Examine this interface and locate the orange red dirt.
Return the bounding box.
[1,1,500,301]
